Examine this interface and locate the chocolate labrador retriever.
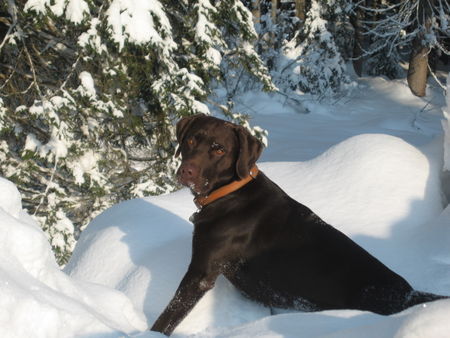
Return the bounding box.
[151,114,446,335]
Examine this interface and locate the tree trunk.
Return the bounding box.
[350,4,364,76]
[295,0,306,21]
[251,0,261,24]
[407,39,429,97]
[407,0,434,97]
[271,0,278,23]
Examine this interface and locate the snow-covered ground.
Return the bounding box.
[1,74,450,337]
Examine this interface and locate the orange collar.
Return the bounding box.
[194,165,259,209]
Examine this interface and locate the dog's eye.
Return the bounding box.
[187,138,194,146]
[215,148,225,155]
[211,143,225,155]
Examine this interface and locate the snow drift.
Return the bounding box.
[0,177,146,338]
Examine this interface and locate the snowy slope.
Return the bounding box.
[0,178,147,338]
[1,74,450,337]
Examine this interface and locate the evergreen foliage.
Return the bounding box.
[0,0,273,265]
[252,0,299,71]
[277,0,352,98]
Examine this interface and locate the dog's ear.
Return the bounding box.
[175,114,204,157]
[235,126,263,179]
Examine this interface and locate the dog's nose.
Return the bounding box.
[177,162,198,183]
[182,166,194,177]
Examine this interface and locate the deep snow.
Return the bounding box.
[1,73,450,337]
[0,177,147,337]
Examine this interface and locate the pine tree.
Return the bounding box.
[0,0,273,264]
[251,0,300,71]
[278,0,352,98]
[218,0,276,100]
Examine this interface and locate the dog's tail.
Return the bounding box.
[405,290,449,309]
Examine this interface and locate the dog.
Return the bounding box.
[151,114,447,335]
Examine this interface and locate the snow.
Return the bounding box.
[64,0,89,24]
[0,177,22,217]
[24,0,51,14]
[70,150,102,185]
[24,133,42,154]
[24,0,89,23]
[205,47,222,66]
[78,71,97,98]
[106,0,176,53]
[0,178,147,337]
[1,73,450,337]
[195,1,217,45]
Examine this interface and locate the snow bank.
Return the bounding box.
[264,134,442,238]
[0,177,22,217]
[67,133,450,337]
[0,177,146,338]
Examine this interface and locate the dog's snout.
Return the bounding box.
[182,166,194,177]
[178,162,199,182]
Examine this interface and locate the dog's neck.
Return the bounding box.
[194,165,259,209]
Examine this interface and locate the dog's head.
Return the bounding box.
[175,114,263,197]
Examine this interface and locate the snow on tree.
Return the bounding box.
[250,0,300,71]
[0,0,273,264]
[355,0,450,95]
[277,0,352,98]
[354,1,405,79]
[217,0,276,101]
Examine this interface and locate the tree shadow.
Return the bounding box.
[107,198,193,326]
